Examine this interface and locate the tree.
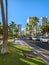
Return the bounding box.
[1,0,8,54]
[32,16,39,35]
[8,24,18,38]
[41,22,49,36]
[0,22,3,35]
[9,21,16,38]
[8,25,13,37]
[26,23,32,37]
[14,26,18,37]
[9,21,16,32]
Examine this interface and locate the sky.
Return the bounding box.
[0,0,49,29]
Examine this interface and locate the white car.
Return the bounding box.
[32,36,40,41]
[40,36,49,43]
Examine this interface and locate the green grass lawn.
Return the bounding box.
[0,40,46,65]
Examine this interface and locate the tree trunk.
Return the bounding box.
[5,0,8,48]
[36,25,37,36]
[1,0,8,54]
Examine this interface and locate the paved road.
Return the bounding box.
[34,41,49,51]
[21,38,49,51]
[13,40,28,46]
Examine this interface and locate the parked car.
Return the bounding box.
[40,36,49,43]
[29,37,32,40]
[32,36,40,41]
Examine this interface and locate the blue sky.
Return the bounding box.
[0,0,49,29]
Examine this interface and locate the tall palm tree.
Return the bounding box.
[0,22,3,35]
[5,0,8,39]
[9,21,16,38]
[0,22,2,29]
[1,0,8,54]
[32,16,38,35]
[26,23,32,37]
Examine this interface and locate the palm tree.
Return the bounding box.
[41,22,49,36]
[32,16,38,35]
[9,21,16,32]
[9,21,16,38]
[0,22,2,30]
[0,22,3,35]
[26,23,32,37]
[5,0,8,39]
[1,0,8,54]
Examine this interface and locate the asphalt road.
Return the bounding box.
[21,39,49,51]
[33,41,49,51]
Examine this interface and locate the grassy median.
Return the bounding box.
[0,39,46,65]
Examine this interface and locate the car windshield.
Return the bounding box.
[34,36,39,38]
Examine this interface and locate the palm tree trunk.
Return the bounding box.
[6,0,8,37]
[35,24,37,36]
[5,0,8,49]
[1,0,8,54]
[5,0,8,53]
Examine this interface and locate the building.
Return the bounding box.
[40,16,48,26]
[21,29,26,35]
[17,24,22,33]
[27,17,33,24]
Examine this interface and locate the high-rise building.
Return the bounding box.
[40,16,48,26]
[17,24,22,33]
[27,17,33,24]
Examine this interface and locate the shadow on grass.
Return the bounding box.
[0,42,46,65]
